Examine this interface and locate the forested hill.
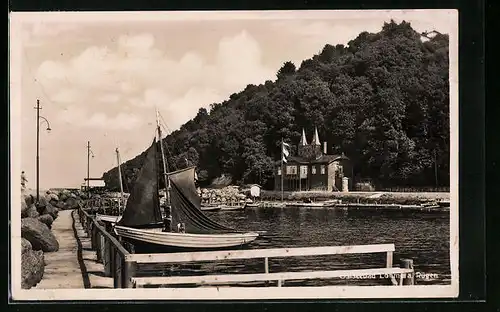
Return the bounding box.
[102,20,450,191]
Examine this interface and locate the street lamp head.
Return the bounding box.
[46,126,51,132]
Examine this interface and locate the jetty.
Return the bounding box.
[34,210,84,289]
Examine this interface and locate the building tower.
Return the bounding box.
[312,127,321,146]
[311,127,322,158]
[299,128,308,146]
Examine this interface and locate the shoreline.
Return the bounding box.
[259,191,450,206]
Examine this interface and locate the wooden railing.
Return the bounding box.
[78,206,135,288]
[128,244,414,288]
[77,205,415,289]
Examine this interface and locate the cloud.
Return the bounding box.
[52,89,80,103]
[216,30,275,91]
[22,22,81,47]
[130,88,172,108]
[85,112,142,130]
[31,22,80,38]
[164,87,227,126]
[98,93,121,103]
[57,106,142,130]
[118,33,158,56]
[36,30,276,131]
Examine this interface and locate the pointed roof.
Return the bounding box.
[299,128,308,146]
[312,127,321,145]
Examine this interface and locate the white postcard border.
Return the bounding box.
[9,9,459,301]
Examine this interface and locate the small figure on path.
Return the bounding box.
[21,171,28,192]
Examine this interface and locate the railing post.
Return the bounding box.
[87,218,92,237]
[91,223,97,250]
[104,238,112,277]
[115,251,123,288]
[400,259,415,285]
[95,231,102,262]
[98,233,105,263]
[122,258,137,288]
[264,257,269,287]
[386,251,393,268]
[111,246,120,288]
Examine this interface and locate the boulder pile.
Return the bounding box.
[20,188,84,289]
[21,238,44,289]
[199,186,249,204]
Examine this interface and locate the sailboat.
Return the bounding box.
[112,112,260,250]
[95,147,126,224]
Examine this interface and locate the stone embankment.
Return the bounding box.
[199,186,250,204]
[260,190,450,205]
[20,188,86,289]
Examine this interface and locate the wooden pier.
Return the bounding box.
[34,210,85,289]
[73,206,416,289]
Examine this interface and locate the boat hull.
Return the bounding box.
[114,225,259,250]
[96,213,121,224]
[219,205,245,211]
[200,205,222,212]
[286,202,326,208]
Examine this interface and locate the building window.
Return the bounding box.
[320,165,326,175]
[300,165,308,178]
[286,165,297,175]
[277,168,281,176]
[311,166,317,175]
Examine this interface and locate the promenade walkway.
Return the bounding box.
[34,210,85,289]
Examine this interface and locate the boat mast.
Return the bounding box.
[156,109,171,229]
[281,137,284,203]
[115,147,125,214]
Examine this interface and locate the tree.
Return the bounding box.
[102,20,450,190]
[276,61,296,80]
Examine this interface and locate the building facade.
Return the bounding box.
[274,128,352,192]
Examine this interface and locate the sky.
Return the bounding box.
[10,10,458,189]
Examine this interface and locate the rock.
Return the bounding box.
[21,237,32,254]
[64,197,79,210]
[21,218,59,252]
[36,196,49,214]
[55,200,65,209]
[22,205,39,218]
[37,214,54,228]
[24,194,35,207]
[48,193,59,202]
[59,193,68,201]
[21,243,44,289]
[49,198,58,207]
[42,204,59,219]
[21,197,28,216]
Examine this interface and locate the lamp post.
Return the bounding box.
[86,141,94,196]
[35,99,51,205]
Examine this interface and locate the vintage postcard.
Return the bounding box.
[9,9,459,301]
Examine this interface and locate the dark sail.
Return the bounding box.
[168,167,241,234]
[117,140,163,227]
